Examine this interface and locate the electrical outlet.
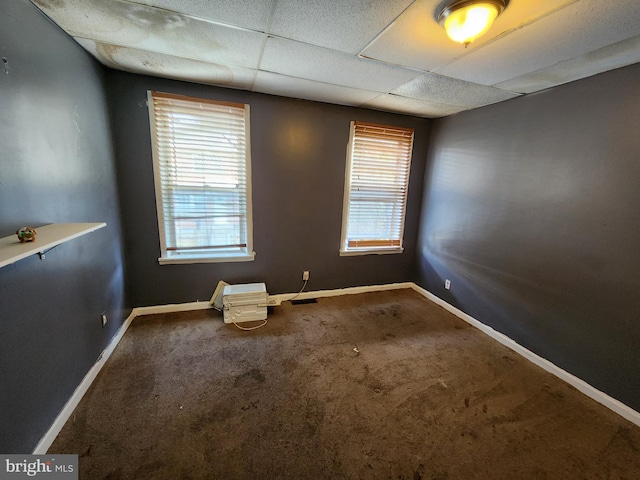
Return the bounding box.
[444,279,451,290]
[101,313,108,327]
[303,270,310,281]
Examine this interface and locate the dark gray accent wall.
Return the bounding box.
[416,64,640,411]
[0,1,126,452]
[107,71,429,307]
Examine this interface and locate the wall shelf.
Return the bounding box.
[0,223,106,269]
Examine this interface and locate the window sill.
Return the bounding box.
[158,252,256,265]
[339,248,404,257]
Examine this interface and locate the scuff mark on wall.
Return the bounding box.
[73,105,83,155]
[73,105,82,135]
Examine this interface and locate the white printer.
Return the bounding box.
[222,283,268,324]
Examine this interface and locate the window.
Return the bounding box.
[340,121,414,256]
[148,91,254,264]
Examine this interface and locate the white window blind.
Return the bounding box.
[148,91,254,264]
[340,121,414,255]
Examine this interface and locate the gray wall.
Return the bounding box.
[8,0,637,455]
[417,64,640,411]
[107,71,429,307]
[0,1,126,452]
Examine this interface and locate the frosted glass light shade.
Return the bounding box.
[438,1,507,45]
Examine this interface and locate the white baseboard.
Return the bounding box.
[34,281,640,453]
[410,283,640,428]
[131,301,213,317]
[33,310,137,454]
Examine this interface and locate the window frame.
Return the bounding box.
[147,91,255,265]
[339,121,414,256]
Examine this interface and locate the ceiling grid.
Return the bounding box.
[30,0,640,118]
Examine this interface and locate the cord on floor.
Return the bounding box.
[233,319,268,331]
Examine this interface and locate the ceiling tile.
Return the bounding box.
[126,0,275,31]
[364,94,466,118]
[32,0,267,68]
[253,71,381,107]
[393,73,520,108]
[76,39,257,89]
[269,0,414,54]
[28,0,640,117]
[361,0,575,72]
[435,0,640,86]
[495,34,640,94]
[260,36,420,92]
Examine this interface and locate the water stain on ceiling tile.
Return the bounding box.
[119,3,188,30]
[133,0,275,31]
[30,0,640,117]
[33,0,266,68]
[33,0,129,37]
[77,39,255,88]
[34,0,65,7]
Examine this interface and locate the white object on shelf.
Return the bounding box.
[223,283,268,324]
[0,223,106,269]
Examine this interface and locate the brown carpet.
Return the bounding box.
[50,289,640,479]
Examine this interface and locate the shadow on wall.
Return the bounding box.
[418,244,509,324]
[417,239,560,351]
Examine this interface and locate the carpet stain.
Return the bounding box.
[133,460,165,478]
[281,357,300,373]
[303,398,325,435]
[189,409,224,433]
[48,289,640,479]
[241,401,258,411]
[605,426,640,453]
[233,368,265,387]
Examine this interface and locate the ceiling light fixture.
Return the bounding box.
[437,0,508,46]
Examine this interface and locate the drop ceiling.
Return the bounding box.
[31,0,640,118]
